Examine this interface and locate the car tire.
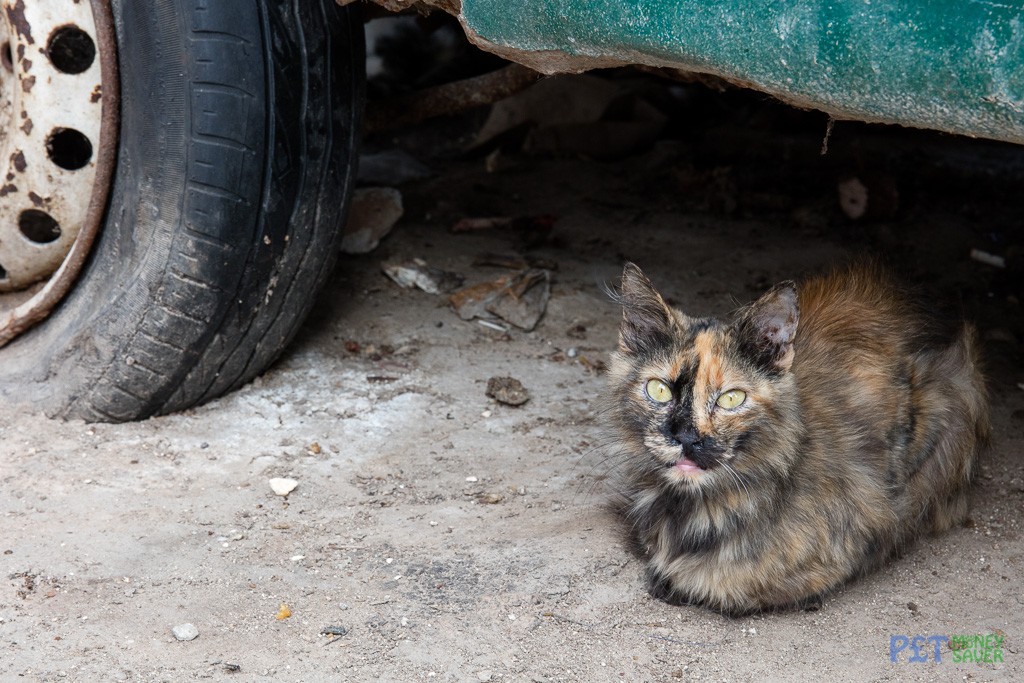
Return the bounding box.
[0,0,365,421]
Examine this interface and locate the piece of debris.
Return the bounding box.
[341,187,404,254]
[836,173,899,220]
[357,149,433,186]
[321,625,348,637]
[382,258,465,294]
[970,248,1006,268]
[308,442,322,455]
[577,354,608,375]
[450,278,511,322]
[837,177,869,219]
[566,323,587,339]
[471,74,666,160]
[484,148,505,173]
[221,663,241,673]
[322,625,348,645]
[269,478,298,497]
[451,214,556,248]
[172,623,199,641]
[486,376,530,406]
[276,603,292,620]
[473,251,558,271]
[450,269,551,331]
[476,493,505,505]
[485,269,551,330]
[477,319,509,333]
[452,216,514,232]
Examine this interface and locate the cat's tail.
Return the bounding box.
[948,323,992,454]
[908,322,990,534]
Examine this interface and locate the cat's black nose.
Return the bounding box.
[671,428,703,454]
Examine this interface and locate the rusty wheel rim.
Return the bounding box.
[0,0,118,346]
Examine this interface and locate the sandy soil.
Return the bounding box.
[2,84,1023,682]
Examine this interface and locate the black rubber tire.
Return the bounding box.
[0,0,364,421]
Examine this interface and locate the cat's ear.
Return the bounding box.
[735,282,799,373]
[616,263,676,355]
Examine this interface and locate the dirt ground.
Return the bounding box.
[2,77,1023,682]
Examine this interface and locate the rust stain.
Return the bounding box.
[20,117,32,135]
[27,191,44,207]
[21,57,31,72]
[5,173,13,182]
[20,74,35,93]
[4,0,34,45]
[0,183,18,197]
[12,150,26,173]
[90,84,102,103]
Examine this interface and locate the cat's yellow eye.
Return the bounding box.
[716,389,747,410]
[645,379,673,403]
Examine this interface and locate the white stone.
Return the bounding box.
[172,623,199,641]
[269,478,298,496]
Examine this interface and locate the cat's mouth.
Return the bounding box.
[669,456,707,477]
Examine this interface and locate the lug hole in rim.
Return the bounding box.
[18,209,61,244]
[46,25,96,74]
[1,41,12,73]
[46,127,93,170]
[0,263,7,280]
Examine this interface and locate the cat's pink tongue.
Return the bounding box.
[674,457,702,474]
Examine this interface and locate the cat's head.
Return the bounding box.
[608,263,801,491]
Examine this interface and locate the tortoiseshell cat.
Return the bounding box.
[606,262,989,614]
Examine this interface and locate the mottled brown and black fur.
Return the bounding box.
[606,262,989,614]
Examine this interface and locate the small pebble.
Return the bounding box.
[485,376,530,406]
[466,476,479,483]
[172,623,199,641]
[478,671,493,682]
[269,478,298,496]
[477,493,504,505]
[321,625,348,636]
[567,347,578,358]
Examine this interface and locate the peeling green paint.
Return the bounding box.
[462,0,1024,143]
